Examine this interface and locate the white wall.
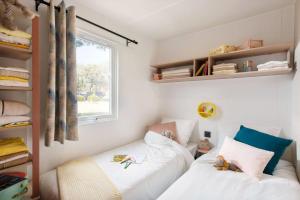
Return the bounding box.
[292,0,300,175]
[154,6,295,145]
[20,0,160,173]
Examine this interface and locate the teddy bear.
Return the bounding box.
[214,155,242,172]
[0,0,35,30]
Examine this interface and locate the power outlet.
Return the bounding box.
[204,131,211,138]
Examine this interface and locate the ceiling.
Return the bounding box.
[69,0,295,40]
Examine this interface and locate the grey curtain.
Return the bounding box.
[45,0,78,146]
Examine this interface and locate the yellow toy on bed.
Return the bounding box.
[214,155,241,172]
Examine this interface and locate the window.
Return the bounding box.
[76,30,118,123]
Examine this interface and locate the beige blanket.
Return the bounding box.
[57,157,122,200]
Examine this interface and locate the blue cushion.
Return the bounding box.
[234,125,292,175]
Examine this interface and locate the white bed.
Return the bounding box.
[158,148,300,200]
[40,132,194,200]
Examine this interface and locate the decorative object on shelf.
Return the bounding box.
[197,102,216,119]
[0,0,35,31]
[153,73,161,80]
[209,44,239,56]
[0,100,30,116]
[212,63,237,75]
[195,61,208,76]
[45,0,78,146]
[242,39,263,49]
[241,60,255,72]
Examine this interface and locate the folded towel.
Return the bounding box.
[0,67,29,73]
[0,153,31,170]
[257,61,288,69]
[0,80,29,87]
[0,116,30,126]
[161,68,192,75]
[0,152,29,164]
[0,26,32,40]
[0,100,31,116]
[0,76,28,82]
[0,69,29,80]
[1,121,31,128]
[213,70,237,75]
[0,41,29,49]
[0,33,31,46]
[258,66,289,71]
[0,137,29,157]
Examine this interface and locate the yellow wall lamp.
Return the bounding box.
[198,102,217,119]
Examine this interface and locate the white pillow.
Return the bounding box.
[161,118,195,146]
[217,122,281,148]
[219,137,274,180]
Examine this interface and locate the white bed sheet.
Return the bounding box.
[40,134,193,200]
[158,149,300,200]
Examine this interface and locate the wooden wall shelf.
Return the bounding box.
[0,44,32,60]
[153,68,293,83]
[151,44,294,83]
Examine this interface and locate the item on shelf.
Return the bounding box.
[0,67,30,87]
[209,44,239,56]
[257,61,289,71]
[0,26,32,49]
[0,174,29,200]
[242,39,263,49]
[0,0,35,31]
[241,60,255,72]
[198,102,216,119]
[212,63,237,75]
[0,100,30,116]
[0,116,30,127]
[161,67,193,79]
[0,137,30,170]
[1,121,31,128]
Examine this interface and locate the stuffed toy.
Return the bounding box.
[214,155,242,172]
[0,0,35,30]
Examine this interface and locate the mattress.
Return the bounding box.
[40,136,193,200]
[158,148,300,200]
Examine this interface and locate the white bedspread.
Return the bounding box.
[158,149,300,200]
[40,132,193,200]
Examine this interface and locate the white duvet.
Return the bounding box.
[40,131,193,200]
[158,149,300,200]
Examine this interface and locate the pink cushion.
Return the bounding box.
[148,122,178,142]
[218,137,274,179]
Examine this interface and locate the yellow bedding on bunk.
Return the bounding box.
[57,157,122,200]
[0,137,29,157]
[0,76,28,82]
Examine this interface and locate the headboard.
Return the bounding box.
[281,142,299,181]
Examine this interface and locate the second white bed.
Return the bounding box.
[158,149,300,200]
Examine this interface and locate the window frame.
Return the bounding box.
[76,28,118,125]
